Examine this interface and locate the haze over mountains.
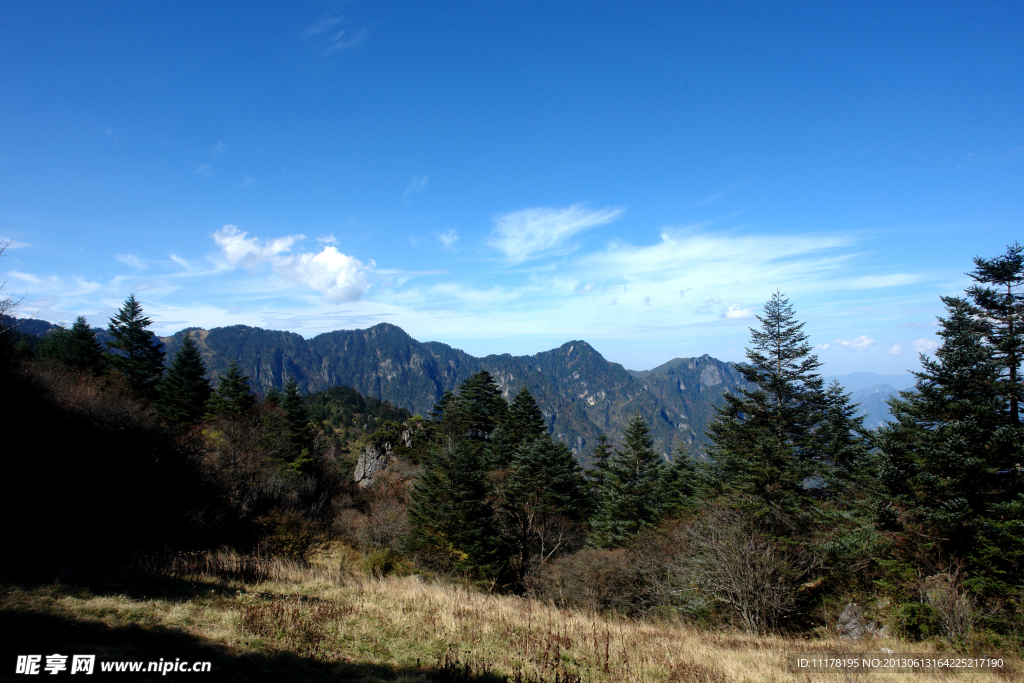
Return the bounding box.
[8,316,909,458]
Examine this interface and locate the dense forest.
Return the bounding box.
[1,242,1022,654]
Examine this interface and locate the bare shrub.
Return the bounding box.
[679,505,812,635]
[921,566,975,645]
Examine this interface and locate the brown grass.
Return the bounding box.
[3,549,1018,683]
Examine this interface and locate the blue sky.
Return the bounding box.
[1,1,1022,374]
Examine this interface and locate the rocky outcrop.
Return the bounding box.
[352,428,414,488]
[837,603,882,640]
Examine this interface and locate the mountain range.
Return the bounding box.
[6,316,912,461]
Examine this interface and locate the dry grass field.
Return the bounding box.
[2,549,1019,682]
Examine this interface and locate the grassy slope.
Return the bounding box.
[2,552,1018,683]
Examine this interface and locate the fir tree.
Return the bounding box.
[264,385,281,406]
[206,361,255,419]
[875,297,1022,581]
[107,294,165,397]
[38,316,106,373]
[966,242,1024,426]
[457,370,507,442]
[408,433,505,579]
[585,434,613,501]
[589,412,665,548]
[488,386,546,469]
[705,292,825,515]
[657,443,700,517]
[499,435,588,586]
[281,376,313,469]
[156,332,211,424]
[817,379,873,499]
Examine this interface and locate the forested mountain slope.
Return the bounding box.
[158,323,749,459]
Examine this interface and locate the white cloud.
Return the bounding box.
[195,163,212,177]
[834,335,876,351]
[236,176,256,189]
[644,296,651,306]
[885,345,903,355]
[317,234,339,245]
[210,141,228,160]
[211,225,374,303]
[306,17,368,54]
[169,254,193,270]
[0,238,30,249]
[115,254,147,270]
[436,230,459,249]
[403,175,428,202]
[489,204,623,263]
[818,343,832,350]
[696,296,723,315]
[913,338,938,354]
[721,303,755,319]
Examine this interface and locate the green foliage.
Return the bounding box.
[589,412,665,548]
[705,292,827,516]
[106,293,166,397]
[892,603,938,641]
[156,332,212,424]
[875,296,1023,585]
[488,385,547,468]
[38,316,107,373]
[304,384,410,431]
[258,509,329,562]
[657,444,700,517]
[407,435,505,579]
[206,360,256,419]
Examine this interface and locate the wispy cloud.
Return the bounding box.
[885,345,902,355]
[210,141,228,160]
[403,174,428,202]
[317,234,339,245]
[436,230,459,250]
[211,225,374,303]
[695,179,747,206]
[305,16,368,55]
[115,254,147,270]
[489,204,623,264]
[1,238,30,249]
[195,163,212,177]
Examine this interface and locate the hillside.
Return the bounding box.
[159,323,751,459]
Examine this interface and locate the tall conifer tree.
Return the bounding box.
[206,361,255,419]
[589,412,665,548]
[156,332,211,424]
[705,292,825,516]
[107,294,165,397]
[39,316,107,373]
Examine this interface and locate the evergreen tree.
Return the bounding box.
[264,385,281,406]
[589,412,665,548]
[815,380,873,498]
[875,297,1022,582]
[585,434,613,501]
[705,292,825,515]
[488,386,546,469]
[499,435,588,586]
[457,370,507,442]
[966,242,1024,426]
[657,443,700,516]
[107,294,165,397]
[206,361,255,419]
[280,376,313,468]
[156,332,211,424]
[38,316,107,373]
[408,433,505,579]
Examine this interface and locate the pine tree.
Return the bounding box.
[817,379,873,499]
[280,376,313,469]
[457,370,508,442]
[657,443,700,517]
[589,412,665,548]
[966,242,1024,426]
[107,294,165,397]
[488,386,546,469]
[705,292,825,515]
[206,361,255,419]
[408,433,505,579]
[156,332,211,424]
[875,297,1022,579]
[499,435,588,586]
[38,316,107,373]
